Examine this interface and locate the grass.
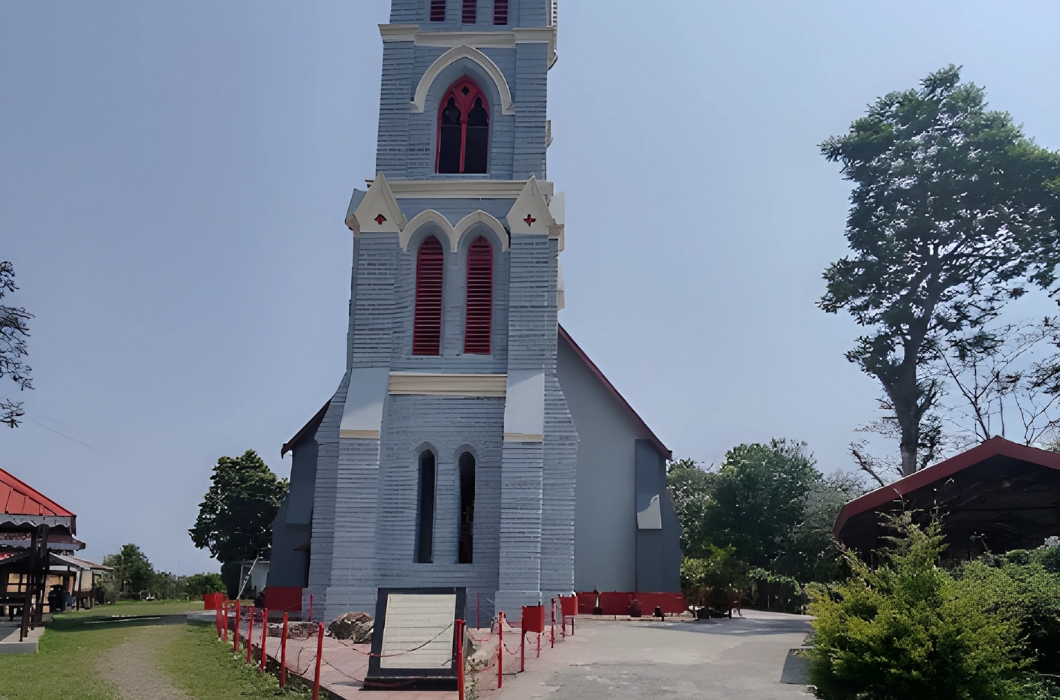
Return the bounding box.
[0,600,198,700]
[0,600,288,700]
[164,621,309,699]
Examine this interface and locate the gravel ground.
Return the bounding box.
[97,624,191,700]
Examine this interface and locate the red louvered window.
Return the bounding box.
[413,236,444,355]
[437,79,490,174]
[462,0,477,24]
[493,0,508,25]
[430,0,446,22]
[464,236,493,354]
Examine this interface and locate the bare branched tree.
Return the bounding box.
[942,318,1060,446]
[0,262,33,428]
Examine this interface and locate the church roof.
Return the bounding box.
[558,325,671,460]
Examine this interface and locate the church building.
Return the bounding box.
[266,0,681,622]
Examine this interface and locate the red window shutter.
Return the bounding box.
[430,0,446,22]
[413,237,444,355]
[493,0,508,25]
[464,236,493,354]
[462,0,477,24]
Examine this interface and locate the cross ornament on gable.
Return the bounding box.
[523,214,536,226]
[375,214,387,225]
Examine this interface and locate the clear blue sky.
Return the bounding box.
[2,1,1058,574]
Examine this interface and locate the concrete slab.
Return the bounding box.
[0,624,43,654]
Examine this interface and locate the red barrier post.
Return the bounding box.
[456,619,465,700]
[222,603,229,642]
[280,613,288,688]
[520,626,525,672]
[537,632,541,658]
[497,611,504,689]
[233,601,241,653]
[550,599,555,649]
[313,622,324,700]
[215,605,222,638]
[259,607,268,671]
[246,606,255,664]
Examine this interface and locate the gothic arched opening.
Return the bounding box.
[458,452,476,563]
[436,79,490,175]
[415,451,436,563]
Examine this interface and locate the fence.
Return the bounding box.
[217,595,581,699]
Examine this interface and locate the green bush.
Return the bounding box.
[681,545,748,611]
[808,514,1027,700]
[185,572,226,598]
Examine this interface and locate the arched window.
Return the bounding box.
[464,236,493,354]
[458,452,476,564]
[413,236,444,355]
[415,451,436,563]
[436,79,490,174]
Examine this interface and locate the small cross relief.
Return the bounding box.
[523,214,536,226]
[375,214,387,225]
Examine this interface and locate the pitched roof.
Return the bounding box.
[559,325,672,460]
[280,328,673,461]
[281,401,331,457]
[0,468,75,518]
[833,436,1060,538]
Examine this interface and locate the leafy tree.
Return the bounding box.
[102,543,154,598]
[680,545,748,611]
[666,458,714,557]
[184,572,226,598]
[189,450,288,563]
[703,439,820,568]
[819,65,1060,476]
[772,471,868,583]
[0,262,33,428]
[809,514,1026,700]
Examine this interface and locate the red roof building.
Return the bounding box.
[0,468,82,551]
[834,437,1060,558]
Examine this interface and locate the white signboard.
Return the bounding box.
[379,592,456,670]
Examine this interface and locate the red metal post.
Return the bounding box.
[280,613,288,688]
[520,624,525,672]
[246,606,255,664]
[215,605,222,638]
[233,600,241,653]
[313,622,324,700]
[550,599,555,648]
[222,603,229,642]
[456,619,465,700]
[497,611,504,689]
[259,607,268,671]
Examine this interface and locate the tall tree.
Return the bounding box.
[819,66,1060,476]
[189,450,288,563]
[666,458,715,557]
[704,439,820,568]
[0,262,33,428]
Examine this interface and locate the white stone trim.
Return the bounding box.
[503,433,544,443]
[377,25,556,63]
[507,176,556,237]
[411,46,515,116]
[400,209,510,253]
[454,210,509,252]
[369,179,554,200]
[513,27,558,67]
[378,23,418,42]
[388,372,507,397]
[339,429,382,440]
[347,173,407,235]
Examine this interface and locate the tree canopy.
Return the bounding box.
[102,543,154,596]
[0,261,33,429]
[189,450,288,564]
[819,65,1060,476]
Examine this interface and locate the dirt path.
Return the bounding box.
[97,624,191,700]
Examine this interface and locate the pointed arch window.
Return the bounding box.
[464,236,493,354]
[437,79,490,174]
[413,236,444,355]
[415,451,436,563]
[458,452,476,563]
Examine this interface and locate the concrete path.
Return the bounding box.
[495,610,813,700]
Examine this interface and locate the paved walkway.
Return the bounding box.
[260,610,811,700]
[493,611,813,700]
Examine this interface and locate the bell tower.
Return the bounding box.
[306,0,574,621]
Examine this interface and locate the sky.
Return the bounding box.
[2,0,1059,574]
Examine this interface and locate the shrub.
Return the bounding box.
[680,545,748,611]
[185,572,226,598]
[808,514,1026,700]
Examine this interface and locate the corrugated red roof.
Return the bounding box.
[833,436,1060,538]
[0,468,75,518]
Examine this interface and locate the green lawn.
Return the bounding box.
[0,601,305,700]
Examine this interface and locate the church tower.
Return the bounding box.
[307,0,574,620]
